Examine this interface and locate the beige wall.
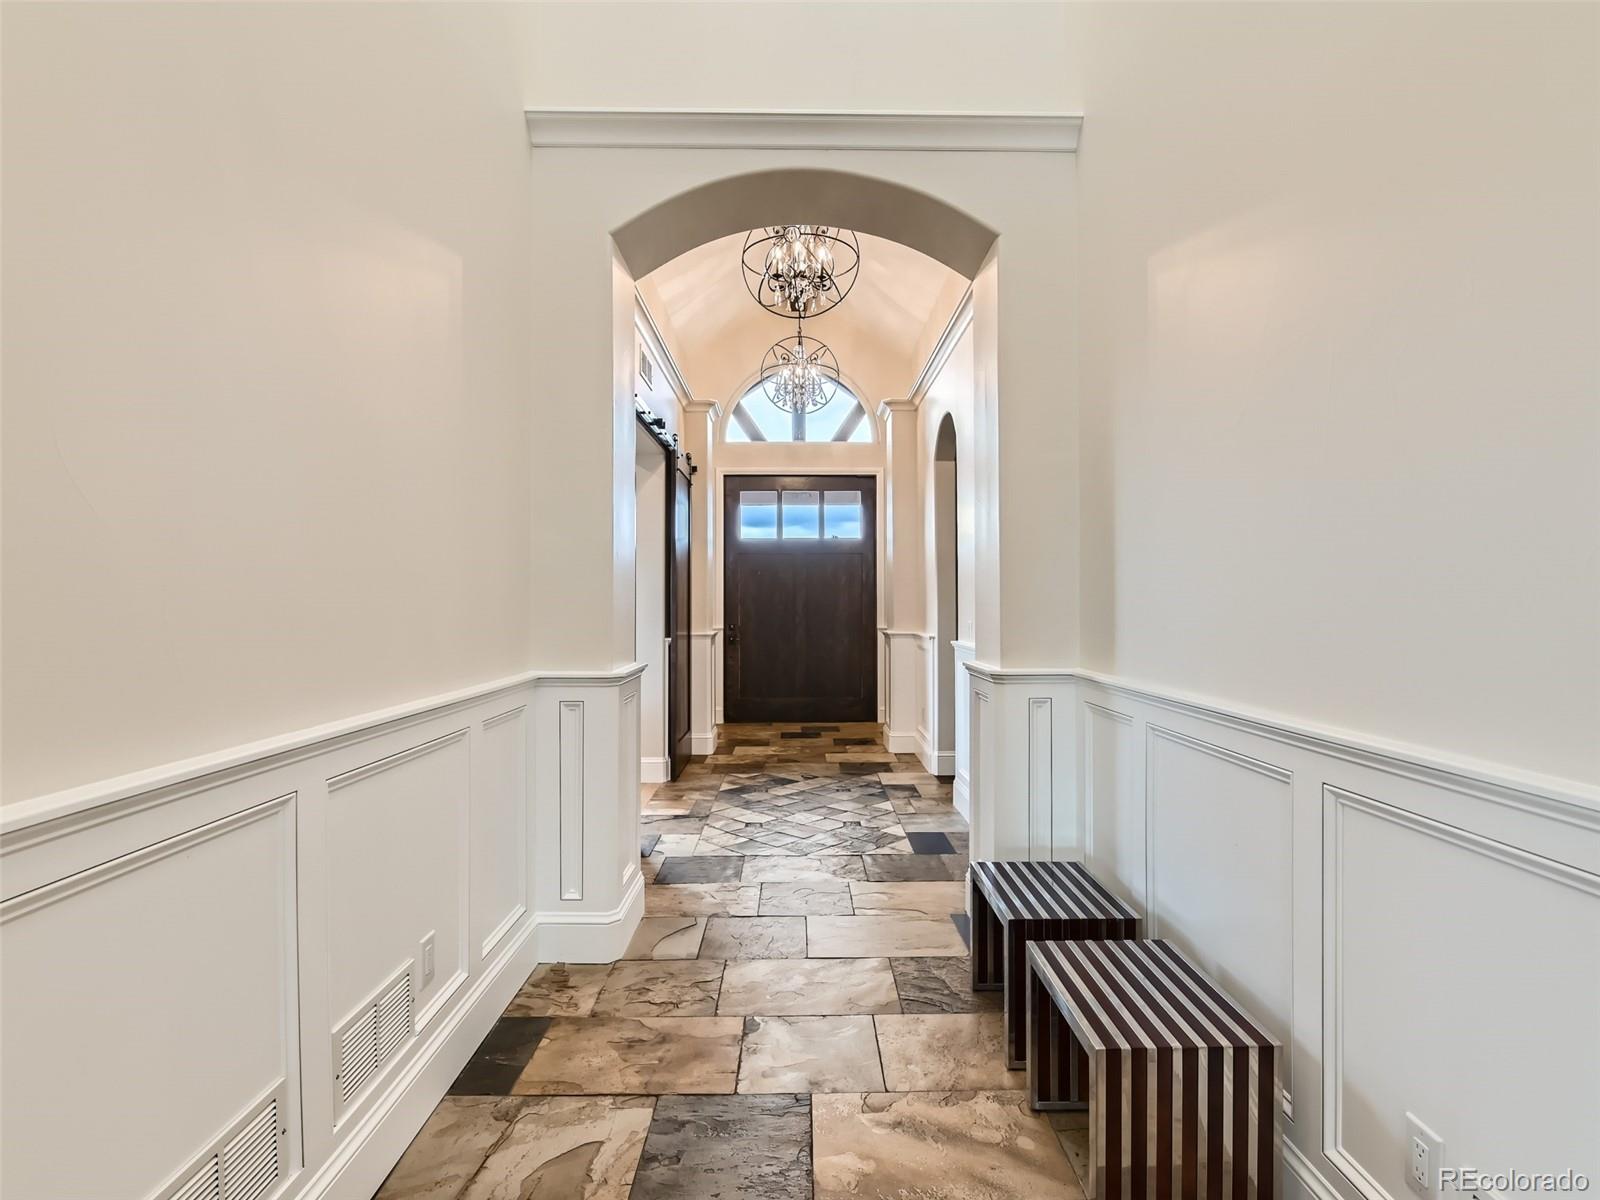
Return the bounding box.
[1,3,537,800]
[517,2,1076,113]
[1072,3,1600,784]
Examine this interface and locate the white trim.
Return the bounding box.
[1285,1140,1346,1200]
[633,293,695,410]
[961,662,1599,824]
[907,286,976,407]
[2,663,647,842]
[640,756,671,784]
[526,108,1082,154]
[534,867,646,963]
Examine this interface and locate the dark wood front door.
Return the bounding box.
[723,475,876,722]
[667,460,693,778]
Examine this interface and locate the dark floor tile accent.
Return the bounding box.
[631,1094,812,1200]
[908,831,957,855]
[641,833,660,857]
[863,853,969,882]
[656,855,745,885]
[833,736,876,745]
[951,912,972,948]
[641,816,708,835]
[891,957,1004,1014]
[837,761,880,776]
[780,730,821,739]
[448,1017,551,1095]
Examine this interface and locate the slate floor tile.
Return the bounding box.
[862,853,968,882]
[889,957,1002,1014]
[812,1090,1079,1200]
[655,855,744,884]
[449,1017,552,1095]
[630,1094,812,1200]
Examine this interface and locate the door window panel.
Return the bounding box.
[781,490,821,539]
[738,490,779,539]
[823,491,864,539]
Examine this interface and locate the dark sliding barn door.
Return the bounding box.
[667,459,693,778]
[723,475,876,722]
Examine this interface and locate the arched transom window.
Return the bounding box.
[725,379,873,443]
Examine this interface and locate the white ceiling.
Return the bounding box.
[637,231,969,406]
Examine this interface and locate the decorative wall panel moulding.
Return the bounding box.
[2,662,646,843]
[958,662,1598,827]
[525,109,1083,153]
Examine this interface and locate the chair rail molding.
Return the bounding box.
[525,108,1083,154]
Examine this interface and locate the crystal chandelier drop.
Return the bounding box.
[758,322,841,413]
[742,225,860,318]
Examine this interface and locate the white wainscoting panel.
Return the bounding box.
[1082,701,1142,913]
[688,630,719,754]
[1325,786,1600,1199]
[1146,725,1294,1105]
[326,730,470,1040]
[1027,697,1055,855]
[0,663,649,1200]
[1,795,298,1200]
[475,706,528,960]
[882,630,926,754]
[1065,668,1600,1200]
[558,700,586,902]
[951,640,975,818]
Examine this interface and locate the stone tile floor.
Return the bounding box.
[375,723,1087,1200]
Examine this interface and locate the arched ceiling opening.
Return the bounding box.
[613,168,996,280]
[638,230,970,405]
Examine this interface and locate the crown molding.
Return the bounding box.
[908,285,976,407]
[633,291,696,409]
[525,109,1082,154]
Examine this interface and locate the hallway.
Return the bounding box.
[375,724,1087,1200]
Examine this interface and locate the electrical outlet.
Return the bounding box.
[420,932,436,983]
[1406,1113,1444,1198]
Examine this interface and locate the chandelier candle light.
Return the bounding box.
[742,225,861,318]
[758,320,841,414]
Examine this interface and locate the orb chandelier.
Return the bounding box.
[758,323,841,414]
[742,225,860,318]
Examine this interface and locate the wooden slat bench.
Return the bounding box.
[1026,937,1281,1200]
[969,859,1142,1067]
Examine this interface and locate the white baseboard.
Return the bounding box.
[533,867,645,963]
[303,919,542,1200]
[689,732,716,755]
[640,756,670,783]
[1284,1141,1344,1200]
[952,772,971,821]
[883,729,920,754]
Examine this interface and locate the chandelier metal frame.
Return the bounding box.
[741,225,861,319]
[756,321,842,414]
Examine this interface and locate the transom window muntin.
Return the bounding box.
[725,379,872,443]
[739,488,864,540]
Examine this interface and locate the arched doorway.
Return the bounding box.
[932,413,959,768]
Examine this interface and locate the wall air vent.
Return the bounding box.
[333,961,415,1118]
[155,1087,286,1200]
[169,1159,220,1200]
[221,1097,281,1200]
